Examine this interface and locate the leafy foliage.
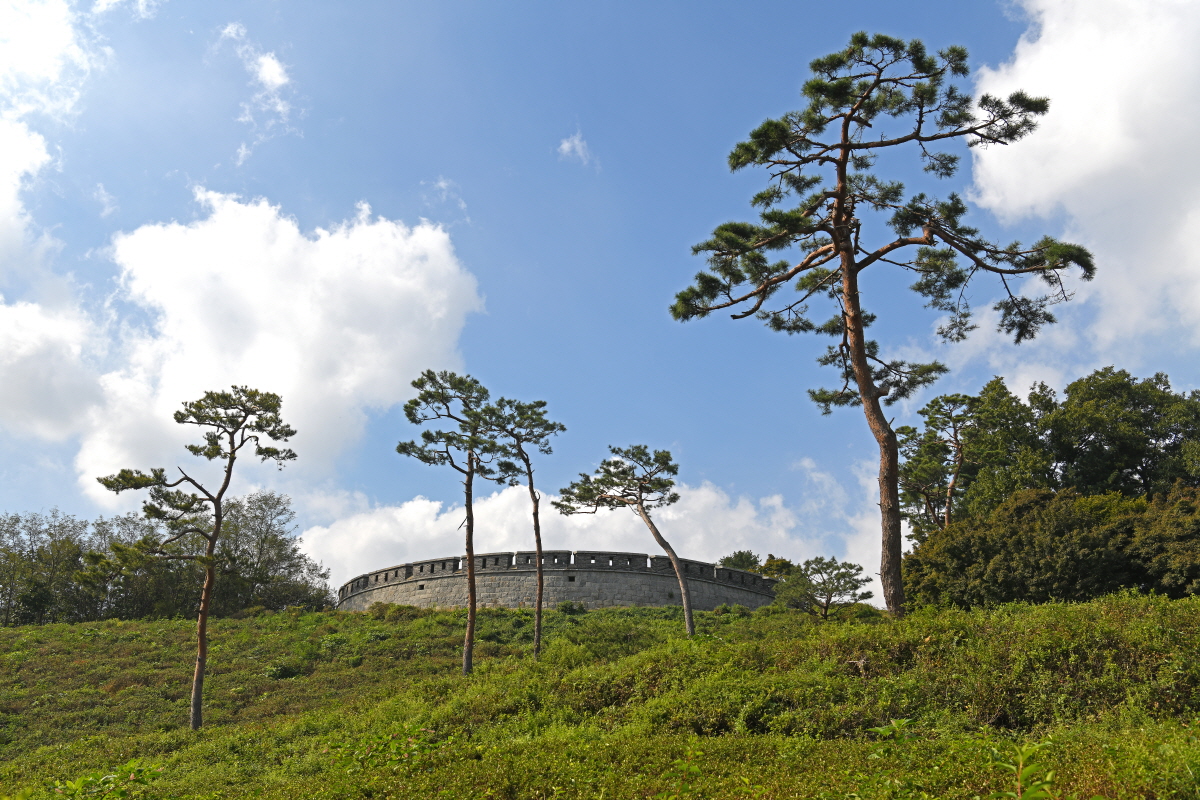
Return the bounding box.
[554,445,680,514]
[904,486,1200,607]
[396,369,499,676]
[718,550,761,571]
[396,370,497,478]
[774,556,874,618]
[0,498,327,627]
[94,386,297,729]
[673,31,1093,405]
[673,31,1094,615]
[50,759,162,798]
[898,368,1200,540]
[556,446,697,635]
[487,396,565,657]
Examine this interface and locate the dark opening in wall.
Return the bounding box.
[418,584,425,590]
[567,576,576,582]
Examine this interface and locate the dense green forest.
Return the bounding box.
[0,492,330,627]
[896,368,1200,607]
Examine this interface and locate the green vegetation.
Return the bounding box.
[904,485,1200,607]
[774,556,874,618]
[898,368,1200,539]
[3,595,1200,797]
[0,492,329,628]
[671,31,1095,615]
[489,395,567,657]
[397,369,499,676]
[900,367,1200,609]
[555,445,695,635]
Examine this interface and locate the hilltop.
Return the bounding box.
[2,595,1199,798]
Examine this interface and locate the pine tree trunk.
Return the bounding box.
[525,463,544,658]
[462,459,476,676]
[190,544,217,730]
[637,502,694,636]
[842,264,906,617]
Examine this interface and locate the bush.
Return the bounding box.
[556,600,587,615]
[904,486,1200,608]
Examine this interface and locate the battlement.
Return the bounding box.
[336,550,775,612]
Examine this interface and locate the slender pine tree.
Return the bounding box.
[97,386,296,729]
[396,370,496,675]
[554,445,694,636]
[488,398,565,657]
[672,32,1094,615]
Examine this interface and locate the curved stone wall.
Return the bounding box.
[336,550,776,612]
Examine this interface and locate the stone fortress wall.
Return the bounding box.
[336,550,777,612]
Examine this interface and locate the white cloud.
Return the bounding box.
[0,1,104,273]
[972,0,1200,357]
[0,117,51,276]
[93,182,117,217]
[302,468,885,593]
[90,0,162,19]
[253,53,288,92]
[0,2,107,441]
[0,296,98,440]
[76,190,482,502]
[0,0,94,121]
[421,176,468,216]
[557,129,594,167]
[218,22,297,164]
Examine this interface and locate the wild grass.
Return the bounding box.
[1,594,1199,798]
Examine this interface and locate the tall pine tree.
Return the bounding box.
[672,33,1094,615]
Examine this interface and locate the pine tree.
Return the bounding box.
[97,386,296,729]
[672,32,1094,615]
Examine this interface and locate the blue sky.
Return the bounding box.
[3,0,1198,592]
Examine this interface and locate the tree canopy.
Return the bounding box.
[903,486,1200,608]
[97,386,296,730]
[672,31,1094,615]
[555,445,696,635]
[898,368,1200,540]
[489,396,565,657]
[396,369,498,676]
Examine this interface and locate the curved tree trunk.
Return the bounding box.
[525,463,545,658]
[841,264,905,617]
[190,542,217,730]
[636,502,694,636]
[462,459,477,676]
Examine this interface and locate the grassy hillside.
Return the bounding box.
[2,595,1200,798]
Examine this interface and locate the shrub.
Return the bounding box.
[902,487,1200,607]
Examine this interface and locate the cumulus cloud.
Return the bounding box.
[218,23,297,164]
[0,1,110,443]
[557,129,594,167]
[303,482,798,587]
[0,117,51,276]
[0,297,98,440]
[302,462,887,593]
[0,0,102,272]
[0,0,94,120]
[972,0,1200,358]
[75,190,482,501]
